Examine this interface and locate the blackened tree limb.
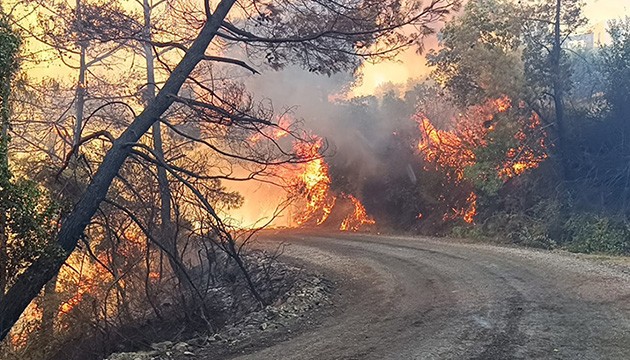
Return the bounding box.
[140,147,265,305]
[217,0,455,44]
[0,0,236,341]
[201,55,259,74]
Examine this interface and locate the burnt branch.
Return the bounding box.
[202,55,259,74]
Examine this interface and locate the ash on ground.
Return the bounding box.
[106,252,332,360]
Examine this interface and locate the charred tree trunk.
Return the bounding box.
[142,0,190,291]
[551,0,568,179]
[0,69,10,306]
[0,0,236,340]
[40,278,58,336]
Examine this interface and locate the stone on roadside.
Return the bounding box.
[150,341,173,352]
[174,342,190,352]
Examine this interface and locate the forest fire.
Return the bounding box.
[288,138,375,230]
[292,139,338,226]
[339,194,376,231]
[274,95,542,229]
[462,192,477,224]
[7,92,545,348]
[417,116,474,181]
[416,96,515,176]
[416,96,546,223]
[498,112,548,180]
[2,0,627,358]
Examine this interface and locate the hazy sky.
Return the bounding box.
[352,0,630,96]
[585,0,629,23]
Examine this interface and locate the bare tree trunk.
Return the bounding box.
[142,0,189,290]
[0,78,10,305]
[73,0,87,149]
[0,0,236,340]
[551,0,568,179]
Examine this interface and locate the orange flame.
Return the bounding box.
[498,112,548,179]
[416,96,545,224]
[462,192,477,224]
[288,137,376,231]
[443,192,477,224]
[249,115,292,144]
[339,194,376,231]
[292,139,338,226]
[416,115,475,181]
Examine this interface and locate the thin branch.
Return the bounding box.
[202,55,259,74]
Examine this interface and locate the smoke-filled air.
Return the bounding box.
[0,0,630,359]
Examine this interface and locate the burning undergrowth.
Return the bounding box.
[289,139,376,231]
[236,110,378,231]
[272,84,547,233]
[414,96,547,225]
[269,133,377,232]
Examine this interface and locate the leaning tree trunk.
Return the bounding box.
[0,0,236,340]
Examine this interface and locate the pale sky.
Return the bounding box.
[351,0,630,96]
[585,0,630,23]
[19,0,630,93]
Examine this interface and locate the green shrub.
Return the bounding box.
[564,214,630,255]
[508,225,556,249]
[451,225,485,240]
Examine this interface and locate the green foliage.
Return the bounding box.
[451,224,485,240]
[601,17,630,120]
[0,14,60,292]
[564,214,630,255]
[479,195,562,250]
[427,0,525,106]
[464,114,520,198]
[463,157,503,198]
[423,0,630,258]
[520,0,587,96]
[502,214,556,250]
[0,15,20,132]
[3,181,61,287]
[0,16,20,84]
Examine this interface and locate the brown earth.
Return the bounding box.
[232,231,630,360]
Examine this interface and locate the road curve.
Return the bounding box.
[238,232,630,360]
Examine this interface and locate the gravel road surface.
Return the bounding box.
[236,232,630,360]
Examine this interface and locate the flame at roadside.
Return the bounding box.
[339,194,376,231]
[416,96,547,224]
[291,139,338,226]
[286,137,375,231]
[226,117,377,231]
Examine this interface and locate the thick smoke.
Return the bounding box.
[222,27,449,228]
[225,62,449,229]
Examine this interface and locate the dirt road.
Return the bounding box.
[235,232,630,359]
